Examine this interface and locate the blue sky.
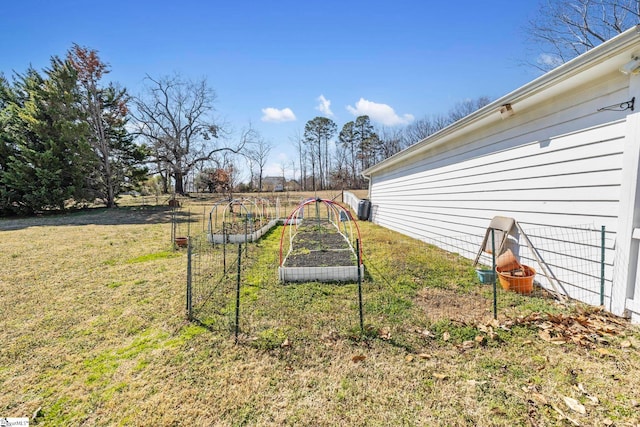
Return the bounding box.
[1,0,543,178]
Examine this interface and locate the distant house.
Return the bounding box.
[260,176,285,192]
[363,26,640,323]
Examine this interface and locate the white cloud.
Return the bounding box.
[346,98,414,126]
[315,94,333,116]
[261,107,296,123]
[536,53,563,69]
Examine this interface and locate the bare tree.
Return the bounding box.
[278,160,288,190]
[354,115,378,174]
[245,131,272,192]
[290,131,306,191]
[131,74,240,195]
[402,114,449,147]
[447,96,492,123]
[338,120,358,187]
[377,126,405,161]
[526,0,640,71]
[67,44,146,207]
[244,154,256,190]
[303,116,336,191]
[401,96,492,149]
[332,141,350,189]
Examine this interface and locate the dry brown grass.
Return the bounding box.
[1,199,640,426]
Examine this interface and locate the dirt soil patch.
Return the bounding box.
[415,287,494,323]
[284,225,355,267]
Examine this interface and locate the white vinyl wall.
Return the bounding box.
[368,72,634,316]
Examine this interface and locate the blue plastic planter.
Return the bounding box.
[475,269,496,284]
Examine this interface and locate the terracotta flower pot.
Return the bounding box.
[496,264,536,294]
[174,237,188,247]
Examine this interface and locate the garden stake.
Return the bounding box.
[235,243,242,344]
[492,229,497,320]
[244,214,248,257]
[223,222,227,273]
[601,225,606,306]
[186,238,192,320]
[357,239,364,334]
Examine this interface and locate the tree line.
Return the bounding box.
[0,45,147,215]
[0,45,240,215]
[0,43,490,215]
[2,0,637,214]
[291,97,491,192]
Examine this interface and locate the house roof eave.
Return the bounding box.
[362,25,640,178]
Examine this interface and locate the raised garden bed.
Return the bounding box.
[207,198,277,244]
[279,199,363,283]
[207,219,278,244]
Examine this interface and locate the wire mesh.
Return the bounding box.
[184,191,611,341]
[187,234,243,332]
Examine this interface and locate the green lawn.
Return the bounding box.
[1,203,639,426]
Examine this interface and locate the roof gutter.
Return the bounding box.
[362,25,640,178]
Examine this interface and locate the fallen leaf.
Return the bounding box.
[418,353,432,359]
[585,395,599,405]
[467,379,487,386]
[596,348,613,357]
[405,355,414,362]
[523,340,533,345]
[490,407,506,416]
[352,355,366,363]
[442,331,450,341]
[379,327,392,340]
[433,373,448,380]
[620,340,632,348]
[563,396,586,415]
[475,335,486,345]
[539,330,552,342]
[551,403,580,426]
[419,329,435,339]
[538,321,554,330]
[530,392,549,406]
[462,340,474,349]
[281,338,291,348]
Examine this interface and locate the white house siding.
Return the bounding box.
[369,71,631,314]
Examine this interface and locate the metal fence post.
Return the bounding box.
[356,239,364,334]
[223,222,227,273]
[601,225,606,306]
[186,238,193,320]
[492,229,497,320]
[171,206,176,248]
[235,243,242,344]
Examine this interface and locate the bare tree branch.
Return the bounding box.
[130,74,239,194]
[525,0,640,71]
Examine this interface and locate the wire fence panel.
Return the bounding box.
[184,205,612,343]
[516,223,610,307]
[415,223,608,306]
[187,234,242,333]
